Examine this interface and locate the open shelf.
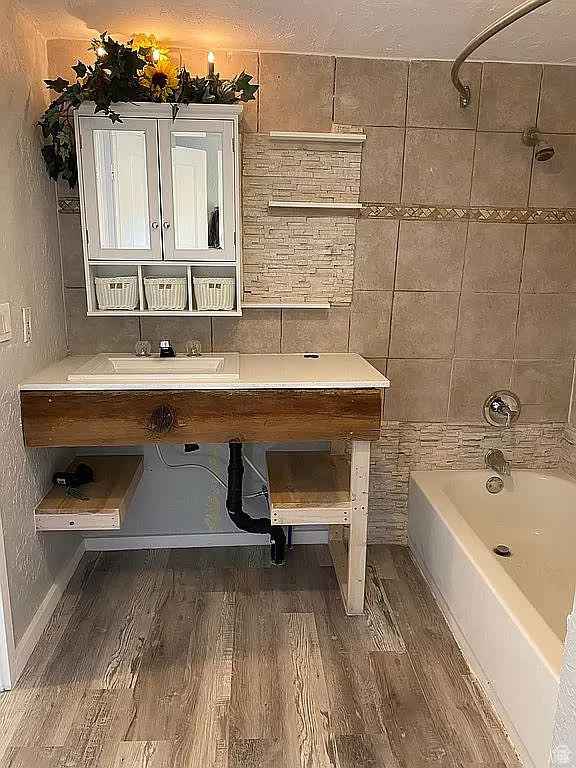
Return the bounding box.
[269,131,366,150]
[266,451,351,526]
[35,455,143,531]
[86,262,241,316]
[268,201,363,211]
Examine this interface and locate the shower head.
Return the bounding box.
[522,127,555,161]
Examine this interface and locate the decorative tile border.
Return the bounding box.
[362,204,576,224]
[58,197,81,214]
[59,195,576,225]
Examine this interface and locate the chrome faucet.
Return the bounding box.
[159,339,175,358]
[485,448,510,476]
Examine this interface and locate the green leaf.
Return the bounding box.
[72,61,87,78]
[44,77,69,93]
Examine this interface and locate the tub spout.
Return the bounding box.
[485,448,511,476]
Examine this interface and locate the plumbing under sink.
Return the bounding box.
[67,352,240,382]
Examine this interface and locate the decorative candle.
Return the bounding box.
[207,51,215,78]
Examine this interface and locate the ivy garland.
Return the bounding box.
[38,33,259,188]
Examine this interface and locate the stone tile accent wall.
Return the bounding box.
[241,134,360,304]
[561,424,576,480]
[370,422,565,543]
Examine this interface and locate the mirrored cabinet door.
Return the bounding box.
[158,119,236,261]
[79,118,162,260]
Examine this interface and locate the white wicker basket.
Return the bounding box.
[193,277,235,311]
[94,276,138,310]
[144,277,188,311]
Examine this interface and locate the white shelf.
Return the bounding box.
[268,201,363,211]
[87,309,242,317]
[269,131,366,145]
[243,303,331,310]
[88,259,237,268]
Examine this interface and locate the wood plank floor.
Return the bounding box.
[0,545,521,768]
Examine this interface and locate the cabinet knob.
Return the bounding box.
[163,221,171,229]
[151,222,159,229]
[147,404,174,434]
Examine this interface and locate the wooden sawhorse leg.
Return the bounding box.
[328,440,370,615]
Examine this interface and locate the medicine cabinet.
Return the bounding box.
[74,103,243,316]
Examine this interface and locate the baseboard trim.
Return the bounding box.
[84,528,329,551]
[13,541,85,681]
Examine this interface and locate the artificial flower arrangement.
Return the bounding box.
[38,33,258,188]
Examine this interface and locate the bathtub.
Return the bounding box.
[408,469,576,768]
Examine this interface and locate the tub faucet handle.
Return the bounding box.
[483,390,521,429]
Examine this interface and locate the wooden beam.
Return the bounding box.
[21,388,383,447]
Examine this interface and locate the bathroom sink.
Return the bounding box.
[67,352,240,382]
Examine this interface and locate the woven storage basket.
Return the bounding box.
[144,277,188,311]
[193,277,235,311]
[94,276,138,310]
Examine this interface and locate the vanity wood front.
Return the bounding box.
[20,387,382,447]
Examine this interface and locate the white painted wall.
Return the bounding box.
[0,0,81,684]
[79,442,328,545]
[551,589,576,768]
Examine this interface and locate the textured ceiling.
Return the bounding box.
[21,0,576,63]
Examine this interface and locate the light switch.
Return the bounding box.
[0,303,11,343]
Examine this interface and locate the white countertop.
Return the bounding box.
[19,353,390,392]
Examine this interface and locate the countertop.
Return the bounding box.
[19,353,390,392]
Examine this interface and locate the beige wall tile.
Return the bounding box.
[65,289,140,354]
[59,213,85,288]
[354,219,398,291]
[511,359,573,422]
[510,360,574,422]
[529,135,576,208]
[462,223,525,293]
[478,63,541,132]
[348,290,392,357]
[335,58,407,127]
[401,128,475,205]
[360,127,405,202]
[470,132,532,207]
[213,310,280,353]
[384,359,451,421]
[180,48,258,131]
[47,38,92,79]
[395,221,467,291]
[449,359,512,423]
[538,65,576,133]
[259,53,334,132]
[522,225,576,293]
[140,317,212,353]
[366,358,387,375]
[389,291,459,358]
[407,60,480,129]
[455,293,519,358]
[515,294,576,359]
[281,307,350,353]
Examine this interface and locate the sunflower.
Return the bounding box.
[141,60,179,101]
[131,33,169,62]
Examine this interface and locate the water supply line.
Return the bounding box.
[451,0,555,107]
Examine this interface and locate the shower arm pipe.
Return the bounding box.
[451,0,555,107]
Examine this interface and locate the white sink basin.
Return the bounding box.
[67,352,240,382]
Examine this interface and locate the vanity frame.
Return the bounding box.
[21,383,383,614]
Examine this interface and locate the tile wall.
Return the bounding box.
[49,42,576,540]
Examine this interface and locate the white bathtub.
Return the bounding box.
[409,469,576,768]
